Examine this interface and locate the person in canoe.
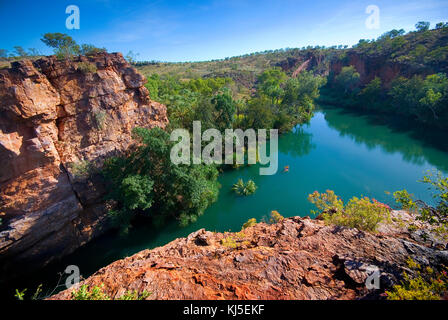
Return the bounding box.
[283,165,289,173]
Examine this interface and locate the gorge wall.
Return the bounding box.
[277,50,436,88]
[0,52,168,281]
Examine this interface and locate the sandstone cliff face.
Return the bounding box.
[278,51,425,88]
[51,211,448,300]
[329,52,404,87]
[0,53,168,280]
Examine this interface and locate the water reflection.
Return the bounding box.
[322,106,448,172]
[278,125,316,158]
[4,105,448,300]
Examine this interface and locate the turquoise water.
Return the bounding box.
[4,105,448,297]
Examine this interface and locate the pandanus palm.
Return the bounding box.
[232,179,257,196]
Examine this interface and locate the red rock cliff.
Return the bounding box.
[278,50,430,88]
[50,211,448,300]
[0,53,168,280]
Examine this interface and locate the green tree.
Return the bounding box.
[358,77,383,110]
[103,127,220,231]
[125,50,139,64]
[420,73,448,122]
[244,96,275,130]
[13,46,28,57]
[28,48,41,57]
[211,89,236,132]
[80,44,106,55]
[435,22,448,30]
[281,71,326,124]
[389,75,424,117]
[415,21,430,32]
[335,66,361,94]
[0,49,8,60]
[41,32,80,59]
[145,74,160,100]
[389,73,448,126]
[257,68,287,104]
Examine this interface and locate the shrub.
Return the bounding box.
[71,284,150,300]
[221,232,249,249]
[386,258,448,300]
[221,236,237,249]
[269,210,284,223]
[72,284,110,300]
[393,189,417,210]
[70,160,95,179]
[77,62,97,74]
[116,290,151,300]
[308,190,344,217]
[13,284,47,300]
[242,218,257,229]
[92,110,107,130]
[80,44,107,56]
[393,171,448,237]
[420,170,448,223]
[309,190,391,232]
[14,289,26,300]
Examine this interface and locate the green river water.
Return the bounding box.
[4,105,448,298]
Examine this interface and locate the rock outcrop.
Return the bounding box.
[328,52,404,87]
[277,49,440,88]
[0,53,168,281]
[51,211,448,300]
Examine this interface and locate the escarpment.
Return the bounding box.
[51,211,448,300]
[277,51,406,87]
[0,52,168,281]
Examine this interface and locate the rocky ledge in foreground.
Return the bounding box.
[51,211,448,300]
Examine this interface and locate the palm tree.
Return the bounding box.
[232,179,257,196]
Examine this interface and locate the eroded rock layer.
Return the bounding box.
[51,212,448,300]
[0,53,168,279]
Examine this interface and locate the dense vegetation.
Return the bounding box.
[102,127,220,232]
[308,190,391,232]
[102,65,324,231]
[1,33,326,233]
[145,67,325,134]
[65,22,447,233]
[137,21,448,130]
[386,258,448,300]
[5,22,447,130]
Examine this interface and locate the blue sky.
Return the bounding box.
[0,0,447,62]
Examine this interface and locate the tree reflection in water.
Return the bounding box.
[322,106,448,172]
[278,124,316,158]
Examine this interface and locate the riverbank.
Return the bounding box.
[50,210,448,300]
[3,105,448,299]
